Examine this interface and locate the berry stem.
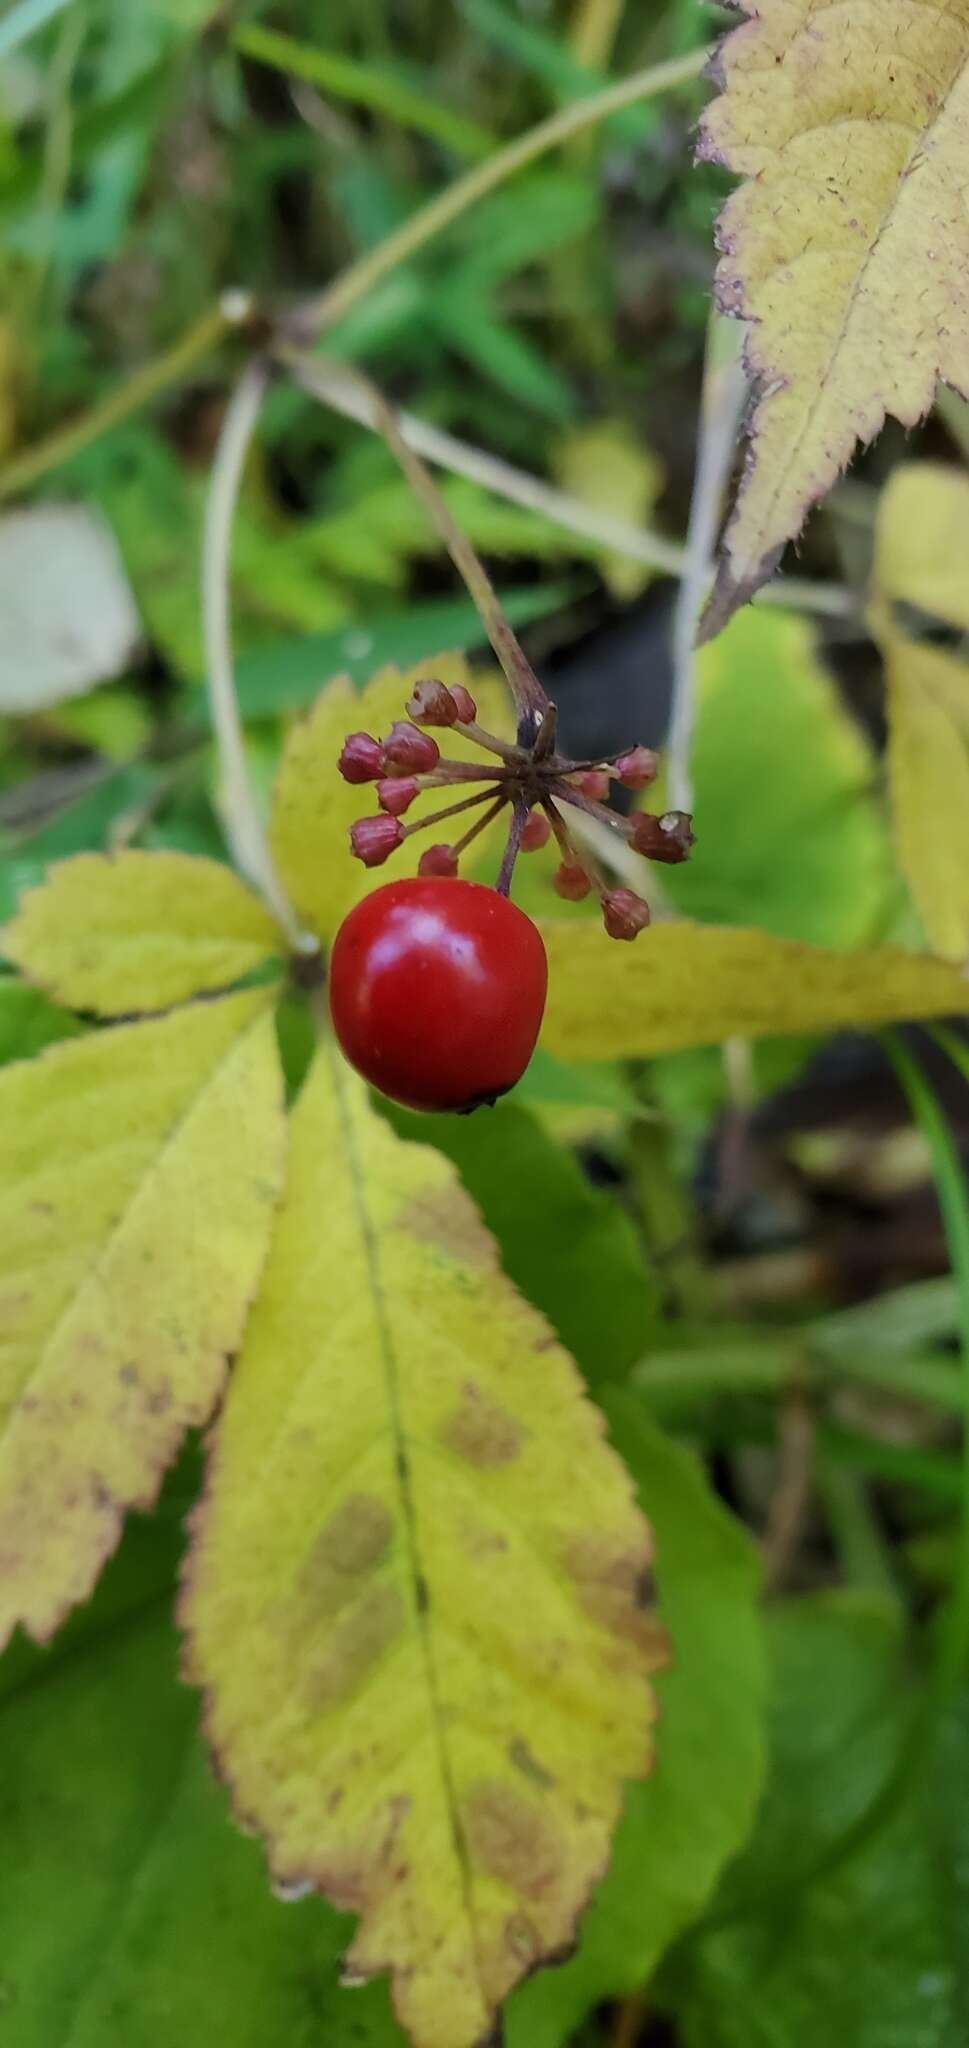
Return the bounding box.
[451,793,508,856]
[553,781,633,838]
[495,797,530,898]
[400,787,500,838]
[363,374,552,734]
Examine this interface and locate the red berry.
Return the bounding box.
[614,747,658,791]
[521,810,551,852]
[338,732,383,783]
[602,888,651,940]
[381,721,441,775]
[376,776,418,816]
[329,877,548,1113]
[418,843,459,877]
[350,815,403,867]
[554,861,591,901]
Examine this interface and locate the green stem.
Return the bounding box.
[0,299,242,504]
[291,45,710,338]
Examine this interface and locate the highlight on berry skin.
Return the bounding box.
[337,676,694,934]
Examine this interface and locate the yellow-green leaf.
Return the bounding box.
[0,988,284,1648]
[540,922,969,1062]
[3,852,281,1015]
[883,634,969,962]
[699,2,969,634]
[874,462,969,634]
[270,653,513,945]
[182,1045,664,2048]
[553,422,663,600]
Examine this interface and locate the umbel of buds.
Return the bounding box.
[338,676,694,939]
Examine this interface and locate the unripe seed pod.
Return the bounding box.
[572,769,610,801]
[554,860,592,901]
[630,809,695,862]
[407,678,461,726]
[521,810,552,852]
[338,732,383,783]
[418,843,459,877]
[350,814,404,867]
[381,721,441,775]
[377,776,418,816]
[602,888,651,940]
[614,746,659,790]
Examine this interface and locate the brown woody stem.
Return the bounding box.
[401,787,499,837]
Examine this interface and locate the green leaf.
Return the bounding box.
[0,1498,403,2048]
[383,1096,659,1387]
[665,1593,961,2048]
[506,1394,766,2046]
[232,586,573,720]
[659,607,893,946]
[0,979,82,1068]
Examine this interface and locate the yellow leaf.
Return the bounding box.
[699,2,969,634]
[0,988,284,1648]
[553,422,663,599]
[182,1045,663,2048]
[3,851,281,1015]
[883,634,969,962]
[540,921,969,1061]
[270,653,514,944]
[873,462,969,634]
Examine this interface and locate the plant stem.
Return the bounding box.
[202,361,311,949]
[668,311,748,812]
[352,367,550,733]
[283,349,856,622]
[0,297,246,504]
[291,45,711,339]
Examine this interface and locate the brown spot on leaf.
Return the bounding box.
[464,1779,563,1899]
[301,1494,394,1607]
[565,1531,669,1668]
[508,1737,555,1790]
[400,1185,493,1267]
[441,1382,526,1468]
[306,1581,404,1711]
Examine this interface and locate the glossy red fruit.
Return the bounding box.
[329,877,548,1113]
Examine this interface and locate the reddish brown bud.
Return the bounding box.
[602,888,651,940]
[338,732,383,783]
[350,815,403,867]
[572,769,610,801]
[377,776,418,816]
[521,810,552,852]
[614,747,658,791]
[406,678,470,727]
[449,684,478,724]
[554,860,592,901]
[630,809,695,862]
[418,843,459,877]
[381,721,441,775]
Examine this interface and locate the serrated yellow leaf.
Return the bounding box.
[182,1045,663,2048]
[269,653,514,944]
[0,988,284,1648]
[540,921,969,1061]
[874,463,969,635]
[699,1,969,633]
[883,634,969,962]
[3,852,281,1015]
